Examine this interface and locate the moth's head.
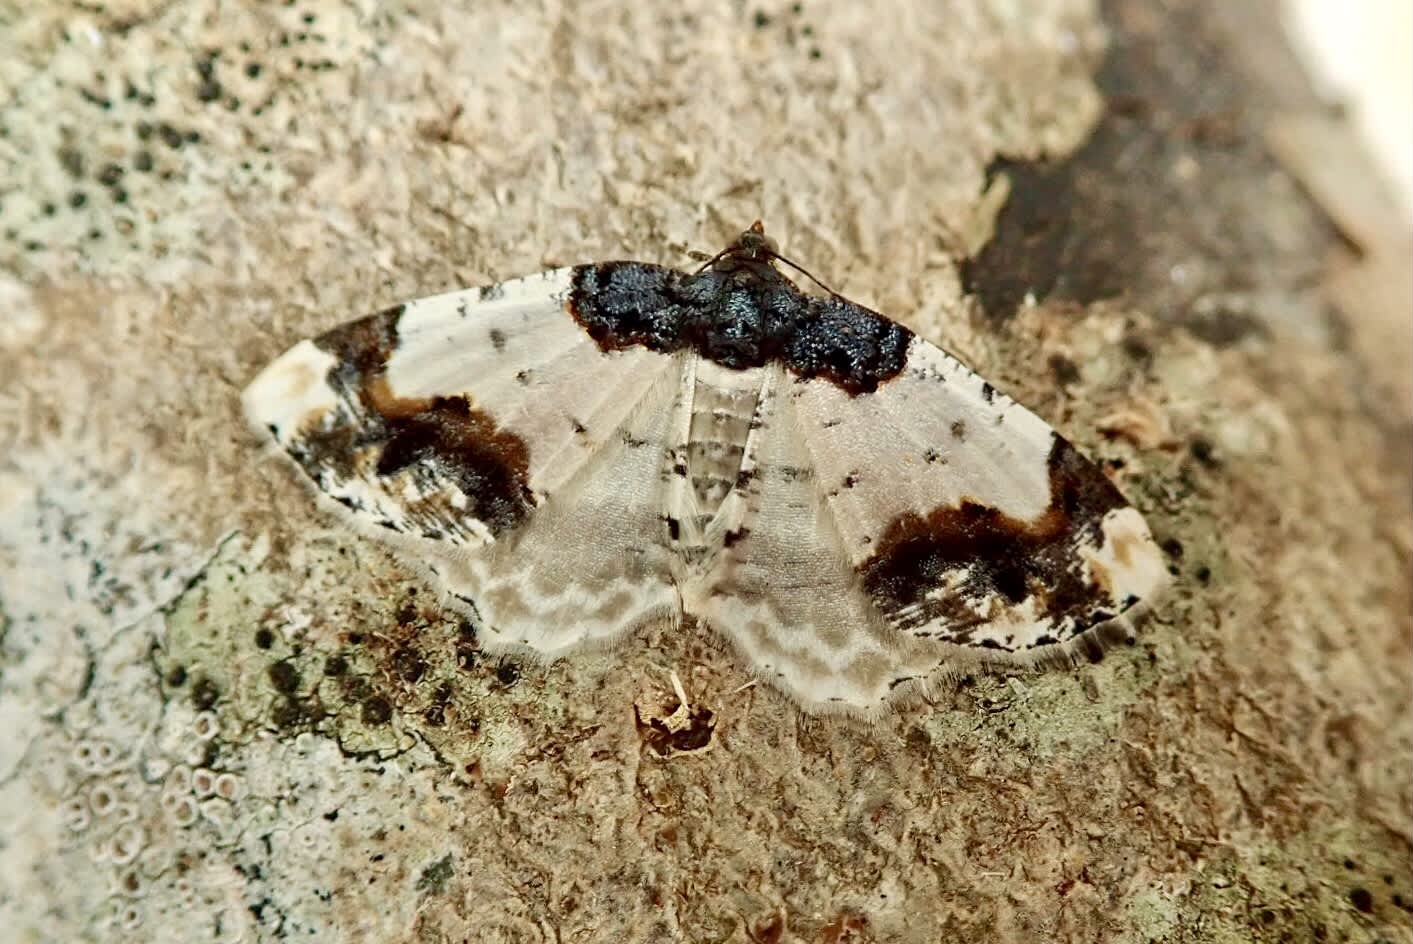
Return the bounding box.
[726,220,779,262]
[693,221,797,286]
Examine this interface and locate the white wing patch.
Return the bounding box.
[244,228,1169,713]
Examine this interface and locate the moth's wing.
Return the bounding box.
[793,334,1168,650]
[684,364,949,712]
[243,269,683,654]
[691,337,1167,712]
[433,357,687,656]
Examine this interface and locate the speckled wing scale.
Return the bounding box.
[244,223,1168,714]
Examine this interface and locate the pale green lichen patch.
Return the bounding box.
[415,852,456,895]
[1124,824,1413,943]
[154,530,552,773]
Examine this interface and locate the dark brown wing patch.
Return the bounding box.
[857,435,1128,642]
[290,306,534,536]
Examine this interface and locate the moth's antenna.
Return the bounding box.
[691,246,734,275]
[766,250,840,298]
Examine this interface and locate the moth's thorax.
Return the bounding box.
[709,231,787,286]
[708,256,788,286]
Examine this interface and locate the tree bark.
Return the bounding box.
[2,0,1408,941]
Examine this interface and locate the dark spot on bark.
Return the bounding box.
[422,683,453,728]
[133,150,154,172]
[1185,305,1268,347]
[950,420,967,440]
[79,87,112,109]
[254,627,275,649]
[268,660,300,695]
[191,676,219,710]
[245,61,263,78]
[980,382,995,402]
[68,191,87,209]
[270,698,305,729]
[1049,354,1081,385]
[1189,436,1220,467]
[1121,334,1152,364]
[342,675,372,704]
[634,703,715,756]
[665,516,681,540]
[392,646,426,683]
[97,163,124,187]
[858,435,1128,637]
[960,3,1339,324]
[165,664,187,687]
[158,123,185,149]
[1349,888,1373,913]
[1161,537,1183,558]
[488,328,506,352]
[568,234,912,396]
[361,695,392,725]
[323,654,347,677]
[457,646,479,671]
[495,662,520,687]
[753,10,771,27]
[724,527,749,548]
[58,147,85,177]
[754,912,784,944]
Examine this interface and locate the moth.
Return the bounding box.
[243,223,1167,712]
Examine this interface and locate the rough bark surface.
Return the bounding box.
[1,1,1409,942]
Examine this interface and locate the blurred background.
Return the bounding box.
[1286,0,1413,222]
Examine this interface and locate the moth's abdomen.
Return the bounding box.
[661,359,769,571]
